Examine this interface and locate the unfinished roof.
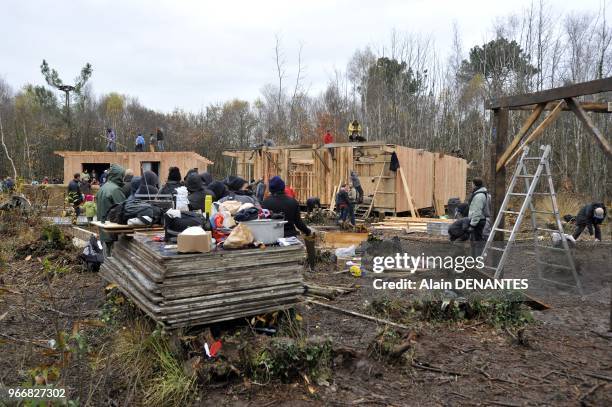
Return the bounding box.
[54,151,214,164]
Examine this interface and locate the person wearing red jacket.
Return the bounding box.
[323,130,333,144]
[284,186,296,199]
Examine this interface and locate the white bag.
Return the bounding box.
[175,186,189,211]
[335,245,356,258]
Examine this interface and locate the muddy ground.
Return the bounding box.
[0,220,611,406]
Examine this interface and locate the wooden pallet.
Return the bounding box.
[100,234,305,329]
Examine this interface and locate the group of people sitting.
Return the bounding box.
[88,164,312,253]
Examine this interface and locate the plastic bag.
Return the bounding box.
[175,186,189,211]
[223,223,254,249]
[335,245,356,258]
[219,200,242,215]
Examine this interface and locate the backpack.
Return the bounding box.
[468,191,492,219]
[164,211,208,242]
[79,235,104,272]
[107,199,163,225]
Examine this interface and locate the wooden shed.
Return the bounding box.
[223,142,467,214]
[54,151,213,183]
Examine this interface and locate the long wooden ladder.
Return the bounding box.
[481,145,583,294]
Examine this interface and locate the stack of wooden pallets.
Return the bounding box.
[101,233,305,329]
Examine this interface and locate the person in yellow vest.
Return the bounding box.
[348,120,365,142]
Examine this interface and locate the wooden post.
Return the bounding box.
[491,108,508,241]
[398,167,419,218]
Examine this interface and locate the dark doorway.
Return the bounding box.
[140,161,160,176]
[82,163,110,182]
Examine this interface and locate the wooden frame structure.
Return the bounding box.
[486,77,612,238]
[55,151,213,183]
[223,142,467,215]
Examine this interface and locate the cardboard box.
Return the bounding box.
[177,231,212,253]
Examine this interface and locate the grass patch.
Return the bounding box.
[368,292,533,328]
[245,336,333,383]
[105,319,196,407]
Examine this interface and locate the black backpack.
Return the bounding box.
[107,199,163,225]
[79,235,104,272]
[164,211,209,242]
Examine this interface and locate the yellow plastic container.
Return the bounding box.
[205,195,212,216]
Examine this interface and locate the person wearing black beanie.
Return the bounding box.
[200,172,213,185]
[160,166,183,195]
[262,176,311,237]
[218,175,259,206]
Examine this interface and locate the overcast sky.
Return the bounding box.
[1,0,607,112]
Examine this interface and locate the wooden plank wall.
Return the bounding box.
[58,152,209,184]
[229,144,467,212]
[394,146,435,211]
[354,146,395,210]
[433,153,468,204]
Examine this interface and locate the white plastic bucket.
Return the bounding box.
[241,219,287,244]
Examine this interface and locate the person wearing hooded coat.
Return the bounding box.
[208,181,229,201]
[96,164,126,253]
[137,171,159,197]
[127,176,141,200]
[200,172,213,186]
[186,172,207,211]
[121,169,135,198]
[218,176,259,206]
[262,176,311,238]
[160,167,182,196]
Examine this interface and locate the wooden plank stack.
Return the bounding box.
[370,217,454,233]
[100,234,305,329]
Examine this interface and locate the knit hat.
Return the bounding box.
[167,166,182,183]
[269,176,285,194]
[227,176,248,192]
[594,207,605,219]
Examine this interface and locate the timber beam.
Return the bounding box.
[510,101,611,113]
[565,97,612,157]
[486,77,612,109]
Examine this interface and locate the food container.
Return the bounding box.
[240,219,287,244]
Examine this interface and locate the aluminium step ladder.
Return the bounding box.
[481,145,583,294]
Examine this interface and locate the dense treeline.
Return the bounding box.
[0,2,610,198]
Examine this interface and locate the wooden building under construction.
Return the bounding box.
[223,142,467,214]
[55,151,213,182]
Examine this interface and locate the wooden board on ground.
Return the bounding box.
[317,230,369,249]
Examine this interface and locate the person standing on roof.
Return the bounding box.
[106,128,116,152]
[156,127,164,151]
[323,129,333,145]
[572,202,607,241]
[135,133,145,152]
